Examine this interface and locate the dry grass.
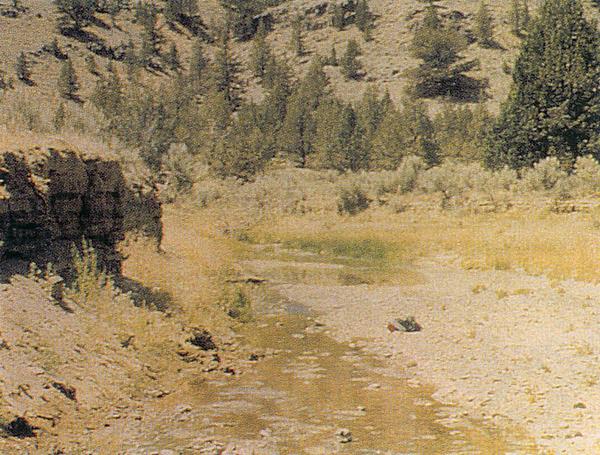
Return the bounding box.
[122,204,241,333]
[248,205,600,284]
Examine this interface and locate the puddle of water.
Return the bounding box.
[242,257,424,287]
[190,314,537,453]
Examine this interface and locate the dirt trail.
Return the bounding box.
[248,252,600,454]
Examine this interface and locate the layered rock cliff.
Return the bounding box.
[0,146,161,271]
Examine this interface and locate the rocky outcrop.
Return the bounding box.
[0,146,161,271]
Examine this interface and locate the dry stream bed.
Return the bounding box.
[155,245,541,454]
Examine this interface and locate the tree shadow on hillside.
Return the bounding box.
[60,26,100,44]
[413,75,489,103]
[90,16,111,30]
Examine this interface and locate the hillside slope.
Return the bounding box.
[5,0,598,114]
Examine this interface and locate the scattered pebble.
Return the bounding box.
[336,428,352,443]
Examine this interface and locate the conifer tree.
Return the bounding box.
[488,0,600,169]
[250,21,272,79]
[261,57,292,133]
[57,58,78,100]
[189,38,208,90]
[355,0,373,39]
[332,3,345,30]
[510,0,522,36]
[522,0,530,31]
[220,0,262,41]
[137,2,161,67]
[410,3,477,98]
[281,57,329,166]
[312,99,362,171]
[290,15,305,57]
[165,42,180,71]
[211,103,269,180]
[341,39,362,80]
[327,45,338,66]
[15,52,31,83]
[211,33,242,109]
[85,54,98,75]
[90,67,123,120]
[355,85,387,163]
[49,38,64,60]
[371,97,439,169]
[54,0,97,32]
[474,1,494,47]
[53,102,66,132]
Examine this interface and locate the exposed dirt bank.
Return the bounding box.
[258,254,600,454]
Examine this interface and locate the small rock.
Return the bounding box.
[356,405,366,412]
[175,404,192,414]
[366,383,381,390]
[336,428,352,443]
[259,428,272,438]
[388,316,422,333]
[574,402,587,409]
[187,329,216,350]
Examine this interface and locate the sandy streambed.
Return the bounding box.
[248,252,600,454]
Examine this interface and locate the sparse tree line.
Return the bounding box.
[4,0,600,188]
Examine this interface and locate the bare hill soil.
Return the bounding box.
[4,0,595,112]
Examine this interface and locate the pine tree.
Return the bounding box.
[281,57,329,166]
[210,103,269,180]
[510,0,522,36]
[312,99,362,171]
[90,68,123,120]
[165,42,180,71]
[371,97,439,169]
[250,21,272,79]
[210,33,242,109]
[54,0,97,32]
[327,45,338,66]
[85,54,98,75]
[488,0,600,169]
[261,57,292,133]
[15,52,31,83]
[332,3,345,30]
[53,102,66,132]
[189,38,208,89]
[341,39,362,80]
[137,2,161,67]
[410,3,478,98]
[57,58,78,100]
[355,0,373,39]
[49,38,64,60]
[355,85,387,164]
[290,15,304,57]
[220,0,262,41]
[474,1,494,47]
[522,0,530,31]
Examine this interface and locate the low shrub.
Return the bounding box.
[519,157,567,192]
[337,184,370,215]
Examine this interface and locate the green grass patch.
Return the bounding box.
[283,237,391,265]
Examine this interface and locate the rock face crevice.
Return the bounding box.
[0,146,161,271]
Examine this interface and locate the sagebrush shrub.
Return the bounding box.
[572,155,600,195]
[520,157,567,191]
[337,184,370,215]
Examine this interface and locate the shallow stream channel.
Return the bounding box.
[192,246,538,453]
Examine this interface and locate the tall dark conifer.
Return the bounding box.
[487,0,600,169]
